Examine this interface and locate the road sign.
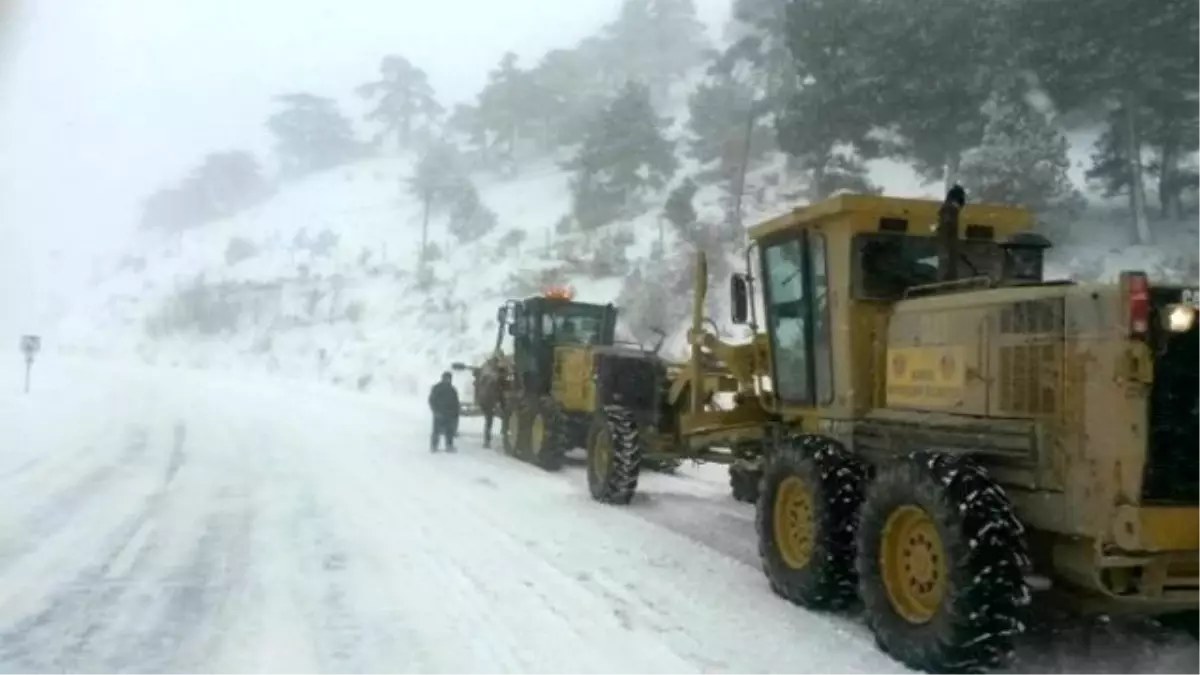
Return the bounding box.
[19,334,41,393]
[20,334,41,359]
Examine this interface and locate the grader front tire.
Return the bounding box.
[756,436,868,610]
[587,405,642,505]
[856,451,1031,674]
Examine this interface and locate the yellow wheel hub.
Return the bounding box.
[880,505,948,624]
[773,475,815,569]
[592,427,612,480]
[530,414,545,456]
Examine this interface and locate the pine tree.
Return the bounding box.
[720,0,796,112]
[686,67,773,218]
[602,0,656,87]
[646,0,709,95]
[529,48,609,150]
[186,151,271,217]
[476,52,538,169]
[267,93,360,178]
[356,55,444,151]
[446,180,498,243]
[1011,0,1198,242]
[604,0,710,100]
[663,179,699,233]
[409,140,464,267]
[770,0,884,198]
[843,0,1007,188]
[959,92,1086,235]
[567,83,678,229]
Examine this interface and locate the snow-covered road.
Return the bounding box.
[0,356,1195,673]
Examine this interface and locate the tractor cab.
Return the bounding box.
[498,287,618,398]
[729,191,1039,418]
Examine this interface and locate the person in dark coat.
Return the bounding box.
[428,371,460,452]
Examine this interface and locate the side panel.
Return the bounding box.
[1063,287,1148,540]
[552,346,594,413]
[884,308,987,414]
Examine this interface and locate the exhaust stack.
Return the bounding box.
[937,185,966,282]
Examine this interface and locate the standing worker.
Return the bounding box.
[428,371,460,452]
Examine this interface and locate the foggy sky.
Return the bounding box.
[0,0,731,335]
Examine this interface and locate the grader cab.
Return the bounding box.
[588,190,1199,673]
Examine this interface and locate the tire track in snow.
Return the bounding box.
[0,416,245,673]
[11,424,150,543]
[0,425,172,671]
[141,484,257,673]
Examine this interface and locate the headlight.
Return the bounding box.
[1164,304,1196,333]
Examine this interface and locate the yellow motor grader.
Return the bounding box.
[454,286,732,476]
[584,190,1200,673]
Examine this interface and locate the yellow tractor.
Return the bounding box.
[488,286,683,474]
[588,190,1200,673]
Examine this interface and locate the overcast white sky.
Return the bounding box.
[0,0,732,334]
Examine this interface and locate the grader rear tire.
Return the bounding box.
[587,405,642,505]
[856,451,1031,674]
[756,436,868,610]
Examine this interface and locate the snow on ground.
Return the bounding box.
[1,353,1195,674]
[0,354,899,673]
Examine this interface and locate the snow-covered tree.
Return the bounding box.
[772,0,883,198]
[567,82,678,230]
[1011,0,1197,242]
[686,66,773,218]
[959,93,1086,235]
[475,52,539,169]
[446,181,498,244]
[662,179,699,233]
[602,0,709,100]
[528,48,611,150]
[186,150,272,217]
[267,93,360,178]
[356,55,444,151]
[409,140,466,267]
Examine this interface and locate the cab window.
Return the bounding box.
[811,233,834,404]
[542,309,604,345]
[761,231,835,406]
[763,237,812,404]
[854,233,999,299]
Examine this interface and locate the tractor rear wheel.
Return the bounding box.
[856,451,1031,673]
[501,401,528,457]
[757,436,867,610]
[587,405,642,505]
[730,463,762,503]
[529,398,567,472]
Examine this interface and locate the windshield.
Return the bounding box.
[540,304,610,345]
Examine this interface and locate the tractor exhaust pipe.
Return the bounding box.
[690,250,708,414]
[937,185,966,283]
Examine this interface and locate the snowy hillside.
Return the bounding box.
[57,107,1197,396]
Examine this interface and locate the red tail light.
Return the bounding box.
[1123,271,1150,338]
